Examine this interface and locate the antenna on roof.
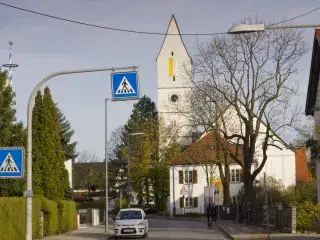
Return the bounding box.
[1,41,19,87]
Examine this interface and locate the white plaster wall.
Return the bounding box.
[157,17,192,145]
[169,164,246,215]
[217,105,296,188]
[64,159,72,188]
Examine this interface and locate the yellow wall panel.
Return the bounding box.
[168,58,173,76]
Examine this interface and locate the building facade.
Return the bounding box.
[157,15,193,147]
[167,130,301,215]
[305,29,320,204]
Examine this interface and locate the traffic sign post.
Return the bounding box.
[0,147,24,178]
[25,66,138,240]
[111,71,139,100]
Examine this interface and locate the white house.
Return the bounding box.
[156,16,309,215]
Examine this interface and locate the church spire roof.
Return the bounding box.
[155,15,192,63]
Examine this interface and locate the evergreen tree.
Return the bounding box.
[0,71,26,196]
[32,87,70,200]
[56,107,77,160]
[120,95,159,204]
[32,91,45,195]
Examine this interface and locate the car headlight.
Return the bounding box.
[114,223,121,227]
[137,222,144,226]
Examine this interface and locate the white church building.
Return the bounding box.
[156,16,310,215]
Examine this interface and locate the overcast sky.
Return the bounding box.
[0,0,318,158]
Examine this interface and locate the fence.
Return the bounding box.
[219,203,297,233]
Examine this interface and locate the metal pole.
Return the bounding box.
[172,166,176,217]
[264,172,271,240]
[105,98,109,233]
[120,189,123,210]
[128,138,131,208]
[25,66,137,240]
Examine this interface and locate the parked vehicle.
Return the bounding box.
[112,208,148,239]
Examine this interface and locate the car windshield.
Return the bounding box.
[117,210,143,220]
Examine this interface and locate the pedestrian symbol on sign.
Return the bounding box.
[0,153,19,172]
[116,77,135,94]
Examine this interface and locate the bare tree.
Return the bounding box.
[77,150,101,163]
[171,17,308,199]
[170,88,242,204]
[108,125,125,161]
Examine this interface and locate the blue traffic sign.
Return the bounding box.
[0,147,24,178]
[111,71,139,100]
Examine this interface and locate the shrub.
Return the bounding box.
[115,198,128,210]
[294,201,319,233]
[57,200,77,233]
[35,195,59,236]
[0,197,41,240]
[76,201,105,209]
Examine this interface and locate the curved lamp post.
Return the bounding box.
[228,23,320,34]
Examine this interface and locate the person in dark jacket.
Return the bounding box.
[212,204,217,222]
[206,204,214,226]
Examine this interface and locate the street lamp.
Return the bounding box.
[128,132,145,207]
[228,23,320,34]
[25,66,137,240]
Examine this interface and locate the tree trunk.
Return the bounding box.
[218,164,231,205]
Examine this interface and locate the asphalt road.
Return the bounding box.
[116,218,229,240]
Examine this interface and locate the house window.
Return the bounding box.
[231,196,237,203]
[179,170,198,184]
[180,197,198,208]
[230,169,240,183]
[184,170,193,184]
[185,197,193,207]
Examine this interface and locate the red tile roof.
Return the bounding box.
[170,131,243,165]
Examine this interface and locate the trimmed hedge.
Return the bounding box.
[0,197,41,240]
[35,195,59,236]
[57,200,77,233]
[0,196,77,240]
[76,201,105,209]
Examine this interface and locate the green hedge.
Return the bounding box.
[58,200,77,233]
[0,196,77,240]
[0,197,41,240]
[35,195,59,236]
[76,201,105,209]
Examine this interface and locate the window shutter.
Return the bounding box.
[193,197,198,207]
[179,170,183,184]
[239,169,244,182]
[193,170,198,184]
[180,197,184,208]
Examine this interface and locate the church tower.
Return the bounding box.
[157,15,193,147]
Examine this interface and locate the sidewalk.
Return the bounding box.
[43,226,113,240]
[217,219,320,240]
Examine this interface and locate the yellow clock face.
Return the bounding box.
[316,125,320,133]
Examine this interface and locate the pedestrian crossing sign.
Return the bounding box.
[111,71,139,100]
[0,147,24,178]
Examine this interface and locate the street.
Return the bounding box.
[44,218,229,240]
[136,218,228,240]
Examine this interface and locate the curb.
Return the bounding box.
[217,225,235,240]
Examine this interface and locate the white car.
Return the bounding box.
[113,208,149,238]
